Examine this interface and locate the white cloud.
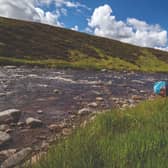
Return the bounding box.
[39,0,89,9]
[71,25,78,31]
[35,8,62,26]
[88,4,168,49]
[0,0,89,28]
[0,0,62,26]
[155,47,168,52]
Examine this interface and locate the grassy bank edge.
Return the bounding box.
[1,56,168,73]
[28,98,168,168]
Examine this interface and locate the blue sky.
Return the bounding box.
[62,0,168,33]
[0,0,168,50]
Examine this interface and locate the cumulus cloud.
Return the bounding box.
[39,0,89,9]
[35,8,62,26]
[71,25,79,31]
[0,0,62,26]
[88,4,168,49]
[155,47,168,52]
[0,0,89,27]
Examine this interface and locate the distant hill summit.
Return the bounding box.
[0,16,168,72]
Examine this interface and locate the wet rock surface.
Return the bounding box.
[0,109,21,124]
[0,132,11,147]
[0,66,168,166]
[26,118,43,128]
[1,147,32,168]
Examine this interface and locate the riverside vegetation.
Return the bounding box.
[30,98,168,168]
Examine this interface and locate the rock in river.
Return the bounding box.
[26,117,43,128]
[0,109,21,124]
[0,131,11,146]
[48,123,65,132]
[1,147,32,168]
[78,108,92,115]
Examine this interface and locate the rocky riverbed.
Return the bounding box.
[0,66,168,167]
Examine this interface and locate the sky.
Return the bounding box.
[0,0,168,51]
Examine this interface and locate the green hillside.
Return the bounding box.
[0,17,168,71]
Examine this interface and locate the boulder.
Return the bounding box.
[26,118,43,128]
[17,122,24,127]
[0,109,21,124]
[88,102,98,108]
[48,123,65,132]
[1,147,32,168]
[96,97,104,101]
[0,131,11,146]
[78,108,92,115]
[0,93,6,97]
[0,125,9,132]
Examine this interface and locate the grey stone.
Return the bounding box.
[101,69,107,72]
[131,80,145,84]
[17,122,24,127]
[91,91,101,95]
[96,97,104,101]
[0,149,17,158]
[4,66,17,69]
[0,93,6,97]
[48,123,65,132]
[0,109,21,124]
[53,89,60,94]
[78,108,92,115]
[1,147,32,168]
[0,131,11,146]
[0,125,9,132]
[5,129,13,134]
[26,117,43,128]
[88,102,98,108]
[37,110,43,114]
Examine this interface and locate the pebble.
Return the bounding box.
[53,89,60,94]
[17,122,24,127]
[78,108,92,115]
[37,110,43,114]
[0,131,11,146]
[26,118,43,128]
[88,102,98,108]
[48,123,65,132]
[96,97,104,101]
[0,125,9,132]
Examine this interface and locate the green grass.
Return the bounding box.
[29,98,168,168]
[0,55,139,70]
[136,50,168,72]
[1,48,168,72]
[2,49,168,72]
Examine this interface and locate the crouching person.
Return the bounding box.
[153,81,168,97]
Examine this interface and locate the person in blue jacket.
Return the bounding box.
[153,81,168,97]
